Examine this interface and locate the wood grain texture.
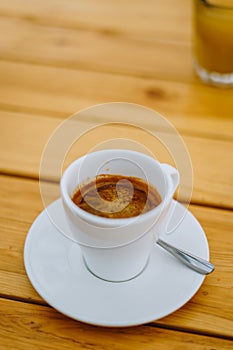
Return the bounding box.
[0,0,232,346]
[0,175,232,338]
[0,0,192,41]
[0,16,194,83]
[0,61,232,139]
[1,298,233,350]
[1,112,233,208]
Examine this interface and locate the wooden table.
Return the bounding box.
[1,1,233,349]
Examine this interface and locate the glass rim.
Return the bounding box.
[200,0,233,10]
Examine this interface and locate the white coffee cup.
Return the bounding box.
[60,150,179,282]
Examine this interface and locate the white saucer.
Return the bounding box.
[24,199,209,327]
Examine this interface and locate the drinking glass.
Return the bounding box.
[193,0,233,87]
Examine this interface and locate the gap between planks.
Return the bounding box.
[0,171,232,213]
[0,295,232,342]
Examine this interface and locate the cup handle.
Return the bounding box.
[160,164,179,199]
[157,164,179,236]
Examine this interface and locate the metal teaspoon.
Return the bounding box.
[156,239,215,275]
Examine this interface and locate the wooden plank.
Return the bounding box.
[0,270,44,305]
[0,175,233,338]
[0,113,62,178]
[0,0,192,41]
[0,61,232,139]
[1,298,233,350]
[0,16,194,83]
[1,112,233,208]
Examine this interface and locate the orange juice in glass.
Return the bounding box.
[193,0,233,87]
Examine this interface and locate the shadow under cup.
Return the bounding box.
[60,150,179,282]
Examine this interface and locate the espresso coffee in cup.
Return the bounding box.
[61,150,179,281]
[72,174,161,219]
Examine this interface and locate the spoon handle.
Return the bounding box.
[157,239,215,275]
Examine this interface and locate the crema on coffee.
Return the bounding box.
[72,174,161,218]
